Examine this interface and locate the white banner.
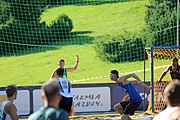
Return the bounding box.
[32,87,111,113]
[73,87,111,112]
[33,90,43,112]
[0,90,30,115]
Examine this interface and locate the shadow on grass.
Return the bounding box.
[0,45,59,57]
[49,30,94,46]
[0,30,94,57]
[61,31,94,45]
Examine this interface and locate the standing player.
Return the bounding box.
[56,68,73,115]
[158,57,180,82]
[50,55,79,116]
[50,55,79,79]
[110,70,151,120]
[0,85,19,120]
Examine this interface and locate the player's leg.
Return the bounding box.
[69,102,74,116]
[59,96,73,114]
[114,101,128,115]
[122,101,142,120]
[121,114,132,120]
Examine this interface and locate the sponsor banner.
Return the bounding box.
[32,87,111,113]
[33,90,43,112]
[0,90,30,115]
[0,82,153,116]
[73,87,111,112]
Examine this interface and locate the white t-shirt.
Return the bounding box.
[0,100,12,120]
[57,78,73,98]
[153,107,180,120]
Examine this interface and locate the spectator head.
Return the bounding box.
[164,80,180,107]
[5,85,17,99]
[41,80,61,104]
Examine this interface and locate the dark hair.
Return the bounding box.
[56,68,64,76]
[42,80,60,102]
[164,80,180,106]
[172,57,179,66]
[5,85,17,97]
[59,59,65,62]
[58,59,65,65]
[111,70,119,78]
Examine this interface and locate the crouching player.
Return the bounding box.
[110,70,151,120]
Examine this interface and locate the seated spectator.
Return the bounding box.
[153,80,180,120]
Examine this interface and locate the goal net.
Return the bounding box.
[146,46,180,113]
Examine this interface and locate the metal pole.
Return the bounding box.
[150,47,154,112]
[177,0,179,58]
[177,0,179,46]
[143,48,146,111]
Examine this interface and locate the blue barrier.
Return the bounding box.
[0,82,150,117]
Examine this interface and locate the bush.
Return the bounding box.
[94,32,145,63]
[49,14,73,39]
[0,0,74,55]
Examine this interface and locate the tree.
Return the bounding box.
[144,0,178,47]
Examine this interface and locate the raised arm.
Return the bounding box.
[66,55,79,72]
[130,80,151,90]
[130,73,142,82]
[117,73,141,83]
[158,66,170,82]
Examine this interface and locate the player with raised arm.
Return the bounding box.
[158,57,180,82]
[110,70,151,120]
[50,55,79,116]
[50,55,79,79]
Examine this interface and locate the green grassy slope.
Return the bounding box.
[1,0,172,87]
[41,0,148,36]
[0,45,171,86]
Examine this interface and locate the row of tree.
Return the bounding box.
[0,0,73,55]
[94,0,179,62]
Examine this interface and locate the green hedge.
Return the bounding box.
[94,32,145,62]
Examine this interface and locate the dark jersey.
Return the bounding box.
[28,106,69,120]
[55,68,67,79]
[169,66,180,80]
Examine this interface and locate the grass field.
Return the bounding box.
[40,0,149,36]
[0,0,172,87]
[0,44,171,86]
